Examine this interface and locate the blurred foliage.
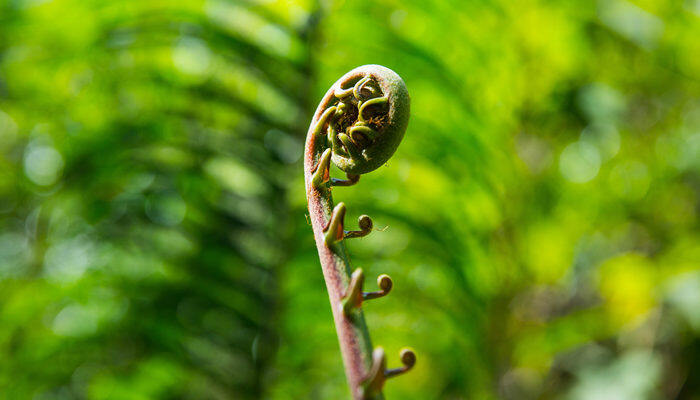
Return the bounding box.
[0,0,698,399]
[0,0,319,398]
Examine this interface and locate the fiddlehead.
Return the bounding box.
[313,65,410,175]
[303,65,413,400]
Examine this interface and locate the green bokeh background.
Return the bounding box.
[0,0,699,399]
